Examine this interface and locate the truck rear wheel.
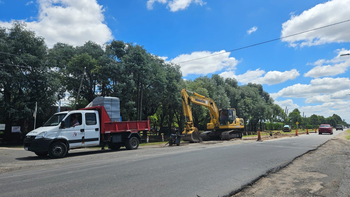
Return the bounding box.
[125,137,139,150]
[48,142,67,158]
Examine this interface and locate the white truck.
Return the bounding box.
[24,104,150,158]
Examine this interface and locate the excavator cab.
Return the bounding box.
[219,109,236,125]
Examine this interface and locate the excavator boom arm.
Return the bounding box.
[181,89,221,143]
[181,89,220,124]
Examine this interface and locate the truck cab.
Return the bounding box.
[24,110,100,158]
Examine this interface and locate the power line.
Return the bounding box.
[176,19,350,64]
[1,19,350,65]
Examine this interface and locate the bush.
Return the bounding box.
[305,124,312,129]
[265,122,284,130]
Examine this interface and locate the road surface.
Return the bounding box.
[0,130,342,197]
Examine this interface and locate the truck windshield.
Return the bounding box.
[43,113,67,127]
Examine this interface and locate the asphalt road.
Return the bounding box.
[0,130,343,197]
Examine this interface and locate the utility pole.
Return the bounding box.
[74,67,86,110]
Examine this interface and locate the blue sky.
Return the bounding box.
[1,0,350,122]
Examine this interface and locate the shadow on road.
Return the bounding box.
[15,148,128,161]
[66,149,128,158]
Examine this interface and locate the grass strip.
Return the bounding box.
[345,130,350,140]
[139,141,167,146]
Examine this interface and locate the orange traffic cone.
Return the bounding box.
[295,129,298,136]
[306,128,309,135]
[315,128,317,133]
[257,128,262,141]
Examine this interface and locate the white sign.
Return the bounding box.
[0,124,5,130]
[12,126,21,133]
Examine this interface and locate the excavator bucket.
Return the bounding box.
[182,127,201,143]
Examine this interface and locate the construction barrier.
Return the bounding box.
[295,129,298,136]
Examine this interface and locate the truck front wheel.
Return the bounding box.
[125,137,139,150]
[49,142,67,158]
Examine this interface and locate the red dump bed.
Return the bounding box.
[81,106,150,134]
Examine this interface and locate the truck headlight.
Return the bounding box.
[35,131,47,139]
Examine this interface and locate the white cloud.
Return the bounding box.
[300,101,350,122]
[0,0,113,48]
[147,0,206,12]
[272,77,350,99]
[305,95,332,104]
[170,50,239,77]
[274,97,350,122]
[232,69,266,84]
[255,69,300,85]
[305,89,350,103]
[304,49,350,78]
[158,56,169,61]
[26,1,34,6]
[247,26,257,35]
[281,0,350,47]
[147,0,167,10]
[220,69,299,85]
[274,99,300,114]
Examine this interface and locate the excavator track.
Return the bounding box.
[220,130,242,140]
[199,131,221,141]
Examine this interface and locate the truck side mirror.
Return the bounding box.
[59,121,66,129]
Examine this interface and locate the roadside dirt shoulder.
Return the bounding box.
[232,131,350,197]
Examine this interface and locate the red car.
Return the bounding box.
[319,124,333,135]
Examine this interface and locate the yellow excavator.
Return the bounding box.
[181,89,244,142]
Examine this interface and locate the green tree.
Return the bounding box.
[326,117,336,127]
[0,22,60,141]
[309,114,319,128]
[224,78,240,111]
[332,114,342,124]
[317,115,325,125]
[65,53,98,108]
[289,109,302,128]
[107,41,171,121]
[237,83,272,131]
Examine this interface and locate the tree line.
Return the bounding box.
[0,22,348,141]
